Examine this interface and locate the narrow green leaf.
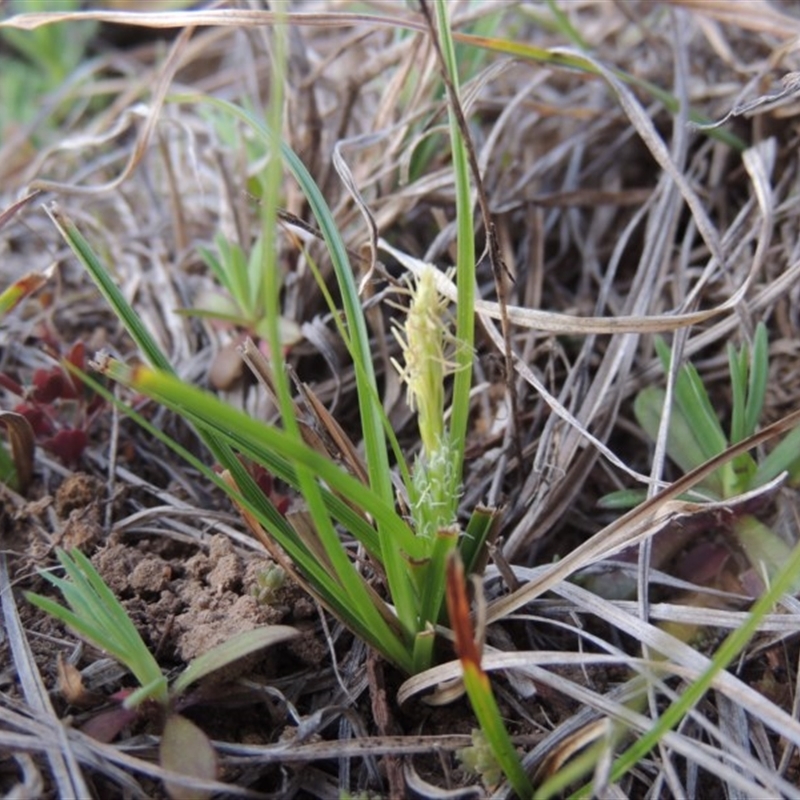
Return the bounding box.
[654,339,728,463]
[744,322,768,439]
[675,362,728,462]
[754,424,800,487]
[728,340,748,445]
[434,0,475,509]
[28,549,166,699]
[446,553,532,798]
[459,506,498,577]
[102,360,421,561]
[47,206,173,374]
[593,533,800,795]
[196,242,227,289]
[172,625,299,696]
[634,386,721,495]
[597,488,648,510]
[68,364,412,668]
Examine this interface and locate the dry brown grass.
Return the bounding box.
[3,1,800,797]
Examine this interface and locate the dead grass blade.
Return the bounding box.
[486,415,800,623]
[0,552,91,798]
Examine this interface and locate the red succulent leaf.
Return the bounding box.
[32,367,76,403]
[15,402,54,437]
[43,428,87,465]
[66,341,86,371]
[82,704,140,744]
[251,464,290,515]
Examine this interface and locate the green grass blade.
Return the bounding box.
[663,356,728,463]
[255,20,416,660]
[172,625,299,696]
[754,424,800,487]
[745,322,768,439]
[48,201,277,501]
[68,364,410,664]
[728,341,748,445]
[457,31,745,152]
[100,359,422,560]
[196,241,228,289]
[418,525,459,629]
[47,206,173,374]
[634,386,720,493]
[446,554,532,798]
[434,0,475,510]
[98,359,416,669]
[459,505,502,578]
[180,95,394,502]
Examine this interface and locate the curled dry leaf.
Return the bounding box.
[0,410,35,493]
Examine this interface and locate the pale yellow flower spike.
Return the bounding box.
[392,265,450,457]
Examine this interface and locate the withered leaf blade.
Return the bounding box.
[0,410,35,493]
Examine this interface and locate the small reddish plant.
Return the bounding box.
[0,339,104,470]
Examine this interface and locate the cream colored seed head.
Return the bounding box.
[392,265,451,457]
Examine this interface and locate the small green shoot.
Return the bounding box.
[26,548,298,798]
[193,232,301,347]
[601,324,800,584]
[27,549,167,705]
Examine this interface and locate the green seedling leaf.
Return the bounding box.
[745,322,768,440]
[434,0,476,506]
[654,339,728,464]
[728,339,749,446]
[171,625,299,697]
[728,324,768,490]
[0,410,35,492]
[160,713,217,800]
[459,505,503,579]
[734,514,794,588]
[26,549,168,706]
[592,526,800,796]
[196,242,226,288]
[634,386,722,496]
[98,358,416,671]
[458,30,745,152]
[597,488,648,510]
[47,205,173,374]
[754,424,800,488]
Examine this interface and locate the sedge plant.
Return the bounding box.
[26,548,298,799]
[46,3,496,678]
[41,4,532,793]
